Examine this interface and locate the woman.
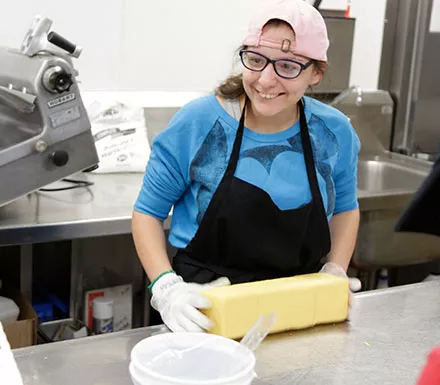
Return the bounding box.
[132,0,361,333]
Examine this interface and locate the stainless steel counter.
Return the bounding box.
[0,172,144,246]
[13,281,440,385]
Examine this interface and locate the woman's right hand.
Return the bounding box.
[150,272,231,332]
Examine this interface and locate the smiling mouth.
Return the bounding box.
[256,89,284,99]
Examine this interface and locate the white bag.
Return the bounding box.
[0,296,19,324]
[86,101,151,173]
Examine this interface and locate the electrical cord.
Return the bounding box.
[313,0,322,9]
[39,178,94,192]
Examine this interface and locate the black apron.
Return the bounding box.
[173,97,331,284]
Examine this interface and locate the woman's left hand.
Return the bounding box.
[319,262,361,313]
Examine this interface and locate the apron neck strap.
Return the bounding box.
[222,95,248,178]
[226,96,322,202]
[298,99,322,200]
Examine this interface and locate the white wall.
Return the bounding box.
[0,0,387,94]
[349,0,387,91]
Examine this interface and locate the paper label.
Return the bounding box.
[84,285,132,332]
[430,0,440,32]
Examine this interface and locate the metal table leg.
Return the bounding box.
[20,244,33,301]
[69,240,82,320]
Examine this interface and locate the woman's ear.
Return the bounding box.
[311,68,323,86]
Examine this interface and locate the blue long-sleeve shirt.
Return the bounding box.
[134,94,360,249]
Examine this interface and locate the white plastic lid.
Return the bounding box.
[92,297,113,319]
[130,332,255,384]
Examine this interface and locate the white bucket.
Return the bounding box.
[129,332,256,385]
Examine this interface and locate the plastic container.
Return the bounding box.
[376,269,388,289]
[0,296,19,324]
[33,302,54,323]
[92,297,113,334]
[130,332,256,385]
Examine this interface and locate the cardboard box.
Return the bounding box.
[1,289,37,349]
[84,284,132,332]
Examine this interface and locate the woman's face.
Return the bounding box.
[242,23,322,120]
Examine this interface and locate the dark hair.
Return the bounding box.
[215,19,328,100]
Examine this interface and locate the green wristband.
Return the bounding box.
[148,269,175,293]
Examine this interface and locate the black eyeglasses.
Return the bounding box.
[239,50,313,79]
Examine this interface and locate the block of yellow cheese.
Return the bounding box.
[201,273,349,339]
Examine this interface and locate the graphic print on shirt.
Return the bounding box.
[190,120,229,224]
[190,117,338,224]
[286,114,338,216]
[240,145,296,174]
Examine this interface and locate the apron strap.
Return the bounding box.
[192,97,248,236]
[224,96,247,178]
[298,100,322,201]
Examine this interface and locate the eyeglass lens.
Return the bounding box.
[241,51,303,79]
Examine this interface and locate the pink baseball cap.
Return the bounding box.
[243,0,329,62]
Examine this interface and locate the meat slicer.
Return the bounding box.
[0,16,98,207]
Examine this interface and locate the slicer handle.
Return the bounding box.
[47,31,82,58]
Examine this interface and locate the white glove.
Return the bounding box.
[320,262,361,291]
[319,262,361,311]
[150,272,231,333]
